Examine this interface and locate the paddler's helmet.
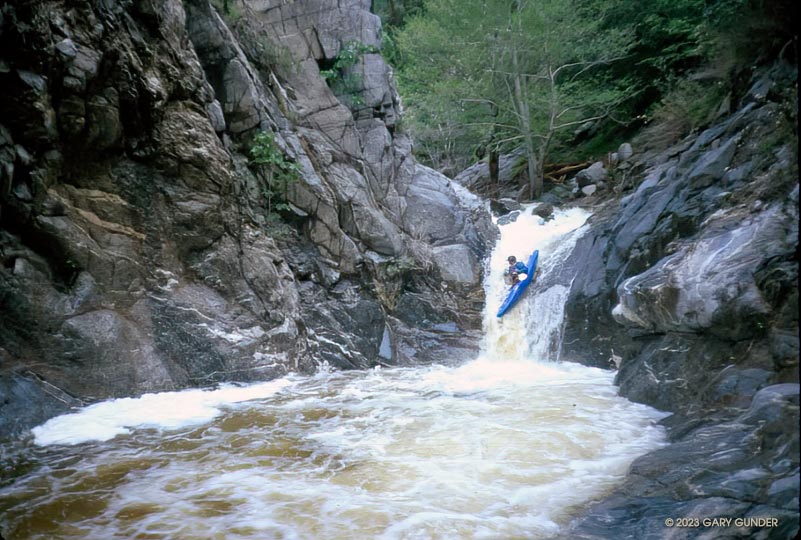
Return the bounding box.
[507,256,516,263]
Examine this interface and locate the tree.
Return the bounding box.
[397,0,631,198]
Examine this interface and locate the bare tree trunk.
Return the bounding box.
[488,145,499,195]
[534,66,558,196]
[509,2,543,201]
[511,46,540,199]
[388,0,400,25]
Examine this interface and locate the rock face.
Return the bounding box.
[552,65,799,539]
[454,146,528,199]
[0,0,494,437]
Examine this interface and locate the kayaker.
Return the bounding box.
[504,255,528,284]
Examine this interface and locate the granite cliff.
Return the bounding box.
[550,63,799,539]
[0,0,494,437]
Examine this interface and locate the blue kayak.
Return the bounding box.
[496,250,539,318]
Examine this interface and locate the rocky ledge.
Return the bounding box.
[551,63,799,539]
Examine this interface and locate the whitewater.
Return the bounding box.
[0,207,668,540]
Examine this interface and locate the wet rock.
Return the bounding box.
[299,279,384,370]
[549,383,800,540]
[490,197,522,216]
[580,184,597,197]
[496,211,520,226]
[54,38,78,59]
[613,205,790,340]
[0,0,494,441]
[531,202,554,219]
[558,82,799,538]
[769,329,799,369]
[0,372,80,437]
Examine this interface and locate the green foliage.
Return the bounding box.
[320,41,379,107]
[320,41,379,79]
[588,0,796,118]
[701,0,796,62]
[391,0,795,186]
[249,131,299,217]
[395,0,633,193]
[650,79,727,138]
[210,0,242,20]
[372,0,426,28]
[372,0,426,67]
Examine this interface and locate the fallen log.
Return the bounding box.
[544,174,567,184]
[543,161,591,177]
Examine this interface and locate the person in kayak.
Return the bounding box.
[504,255,528,284]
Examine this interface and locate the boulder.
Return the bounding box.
[432,244,479,284]
[453,147,527,196]
[0,373,79,438]
[490,197,522,216]
[575,161,607,187]
[612,206,783,339]
[618,142,633,162]
[402,164,487,248]
[496,211,520,226]
[531,202,554,219]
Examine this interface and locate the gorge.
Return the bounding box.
[0,1,798,539]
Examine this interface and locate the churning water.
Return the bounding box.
[0,207,668,540]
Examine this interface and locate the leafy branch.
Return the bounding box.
[249,131,299,216]
[320,41,380,107]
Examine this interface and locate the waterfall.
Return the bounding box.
[3,205,672,540]
[482,207,590,361]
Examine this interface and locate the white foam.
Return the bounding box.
[9,204,675,540]
[483,207,590,360]
[13,359,669,539]
[421,355,608,393]
[31,378,293,446]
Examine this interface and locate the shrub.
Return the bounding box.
[320,41,379,107]
[249,131,299,216]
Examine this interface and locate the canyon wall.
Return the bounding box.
[0,0,495,437]
[555,63,799,539]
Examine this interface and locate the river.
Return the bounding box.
[0,207,668,540]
